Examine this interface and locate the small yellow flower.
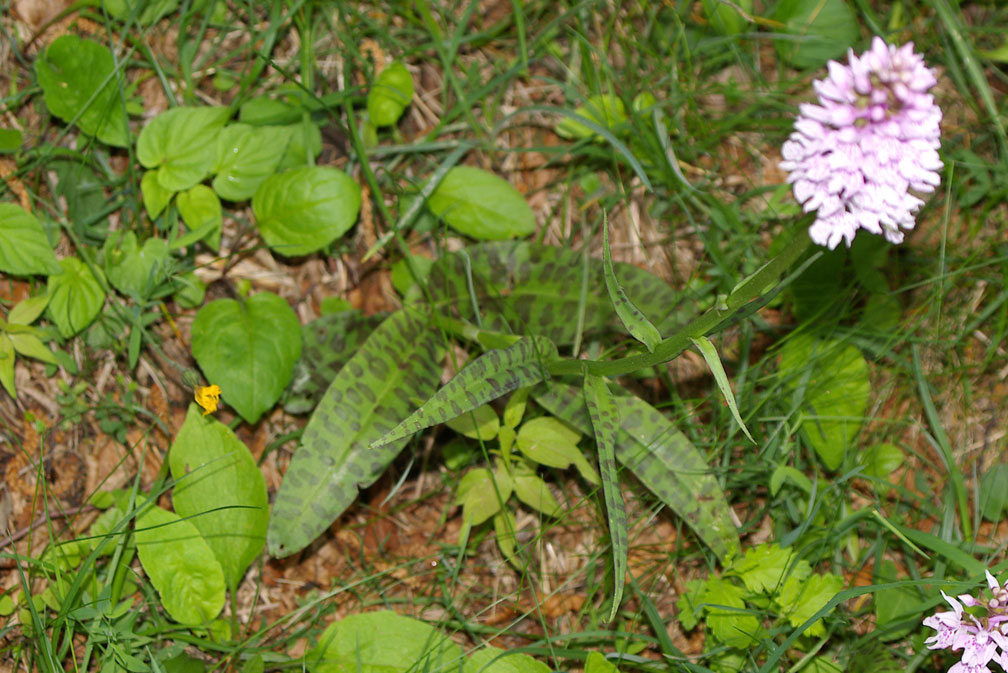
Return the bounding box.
[194,384,222,416]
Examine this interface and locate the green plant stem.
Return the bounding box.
[547,232,814,377]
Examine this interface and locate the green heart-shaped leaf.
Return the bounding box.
[35,35,129,147]
[191,292,302,424]
[47,257,106,338]
[0,203,61,276]
[137,106,231,191]
[212,123,292,201]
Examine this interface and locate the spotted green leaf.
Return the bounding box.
[534,381,738,560]
[190,292,302,424]
[268,310,442,557]
[603,221,661,352]
[414,242,687,345]
[373,335,557,449]
[135,501,225,625]
[282,310,387,414]
[169,404,269,592]
[35,35,129,147]
[584,374,627,622]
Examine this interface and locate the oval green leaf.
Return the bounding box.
[427,166,535,240]
[0,203,61,276]
[135,501,226,625]
[103,231,171,300]
[212,123,293,201]
[778,335,869,471]
[555,94,627,140]
[307,611,462,673]
[773,0,859,69]
[252,166,362,256]
[35,35,129,147]
[176,184,223,251]
[190,292,302,424]
[169,404,269,591]
[47,257,106,338]
[137,107,231,191]
[367,61,414,127]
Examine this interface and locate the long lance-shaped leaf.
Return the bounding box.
[584,374,627,622]
[268,310,442,557]
[690,336,755,444]
[602,219,661,352]
[372,336,558,448]
[535,381,738,560]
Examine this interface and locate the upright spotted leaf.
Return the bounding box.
[372,336,557,448]
[584,374,627,621]
[535,381,738,560]
[268,310,442,557]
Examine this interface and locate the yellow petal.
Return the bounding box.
[194,384,222,416]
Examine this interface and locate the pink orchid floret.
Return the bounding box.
[924,573,1008,673]
[780,37,943,249]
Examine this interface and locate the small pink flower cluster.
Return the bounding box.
[781,37,943,249]
[924,571,1008,673]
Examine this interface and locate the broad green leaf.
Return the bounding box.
[702,0,752,34]
[47,257,106,338]
[584,374,627,622]
[137,107,231,191]
[603,221,661,352]
[516,416,598,484]
[445,404,500,440]
[769,465,812,495]
[191,293,301,424]
[307,611,462,673]
[0,203,61,276]
[512,468,562,517]
[773,0,859,69]
[277,118,323,170]
[8,294,49,326]
[0,334,15,397]
[212,123,292,201]
[729,543,794,594]
[268,310,442,557]
[367,61,414,127]
[135,501,226,625]
[676,579,707,631]
[691,336,755,443]
[464,647,550,673]
[455,465,512,526]
[584,652,617,673]
[141,170,173,219]
[253,166,361,256]
[872,560,921,641]
[176,184,222,251]
[503,387,530,429]
[9,332,58,365]
[0,128,22,153]
[374,336,558,448]
[857,442,904,480]
[35,35,129,147]
[282,310,387,414]
[702,577,760,648]
[556,94,627,140]
[979,463,1008,522]
[169,404,269,592]
[778,335,870,470]
[427,166,535,240]
[492,509,520,569]
[535,382,738,560]
[103,231,171,300]
[775,572,843,637]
